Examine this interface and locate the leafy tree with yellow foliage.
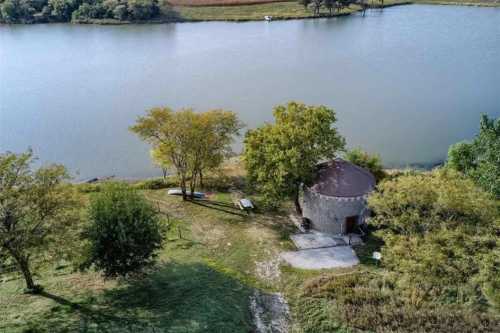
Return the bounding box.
[131,108,242,200]
[0,150,79,292]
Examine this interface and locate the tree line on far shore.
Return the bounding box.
[0,0,175,24]
[0,0,387,24]
[299,0,384,16]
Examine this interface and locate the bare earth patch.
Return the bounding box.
[250,290,290,333]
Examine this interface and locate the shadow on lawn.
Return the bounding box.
[34,262,254,333]
[187,199,249,217]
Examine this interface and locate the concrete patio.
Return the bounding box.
[281,246,359,269]
[281,231,360,269]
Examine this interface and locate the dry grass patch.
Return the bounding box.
[169,0,288,6]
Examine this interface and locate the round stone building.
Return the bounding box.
[302,159,376,235]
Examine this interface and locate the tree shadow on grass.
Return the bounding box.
[187,199,249,218]
[34,262,254,333]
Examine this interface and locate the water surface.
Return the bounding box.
[1,5,500,179]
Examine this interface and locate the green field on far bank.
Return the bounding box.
[175,0,498,22]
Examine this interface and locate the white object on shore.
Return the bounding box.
[238,198,254,210]
[372,251,382,261]
[264,15,273,21]
[167,189,205,199]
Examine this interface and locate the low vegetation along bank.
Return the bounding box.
[1,0,499,24]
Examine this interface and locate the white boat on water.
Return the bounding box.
[167,189,205,199]
[264,16,273,22]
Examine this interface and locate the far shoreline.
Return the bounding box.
[1,0,499,26]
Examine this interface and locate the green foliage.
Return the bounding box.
[84,183,164,277]
[131,107,242,199]
[447,114,500,198]
[244,101,345,212]
[298,0,311,9]
[297,272,500,333]
[368,169,500,307]
[131,177,177,190]
[0,0,171,23]
[344,148,386,182]
[300,0,356,16]
[0,150,79,290]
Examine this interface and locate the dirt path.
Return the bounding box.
[250,290,290,333]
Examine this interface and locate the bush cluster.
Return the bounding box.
[299,272,500,333]
[82,183,165,277]
[0,0,173,23]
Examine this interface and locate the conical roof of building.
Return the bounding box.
[308,159,376,198]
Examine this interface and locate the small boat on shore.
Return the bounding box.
[167,188,205,199]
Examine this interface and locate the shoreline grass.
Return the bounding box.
[68,0,500,25]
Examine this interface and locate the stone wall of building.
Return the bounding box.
[302,187,368,235]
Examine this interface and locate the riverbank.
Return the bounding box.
[174,0,498,22]
[2,0,499,25]
[174,0,409,22]
[68,0,411,25]
[76,0,500,25]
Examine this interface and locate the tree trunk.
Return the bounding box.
[180,175,187,200]
[199,170,204,189]
[19,258,35,291]
[189,173,197,200]
[6,247,36,291]
[162,168,167,182]
[293,186,302,215]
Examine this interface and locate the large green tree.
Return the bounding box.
[368,169,499,307]
[83,183,164,277]
[0,150,79,292]
[244,102,345,213]
[131,108,242,200]
[448,114,500,198]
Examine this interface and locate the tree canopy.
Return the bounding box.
[447,114,500,198]
[0,0,172,23]
[131,107,242,199]
[244,102,345,213]
[83,183,164,277]
[344,148,386,182]
[368,169,499,308]
[0,150,79,292]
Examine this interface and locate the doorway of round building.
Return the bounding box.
[345,216,359,234]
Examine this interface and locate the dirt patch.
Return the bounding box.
[250,290,290,333]
[255,256,282,284]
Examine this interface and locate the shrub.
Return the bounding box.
[368,169,499,306]
[84,183,164,277]
[344,148,386,182]
[298,272,500,333]
[447,114,499,198]
[76,183,103,193]
[132,177,177,190]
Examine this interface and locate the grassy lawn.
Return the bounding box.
[175,0,412,22]
[1,181,498,332]
[0,189,296,332]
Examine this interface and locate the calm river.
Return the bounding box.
[1,5,500,179]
